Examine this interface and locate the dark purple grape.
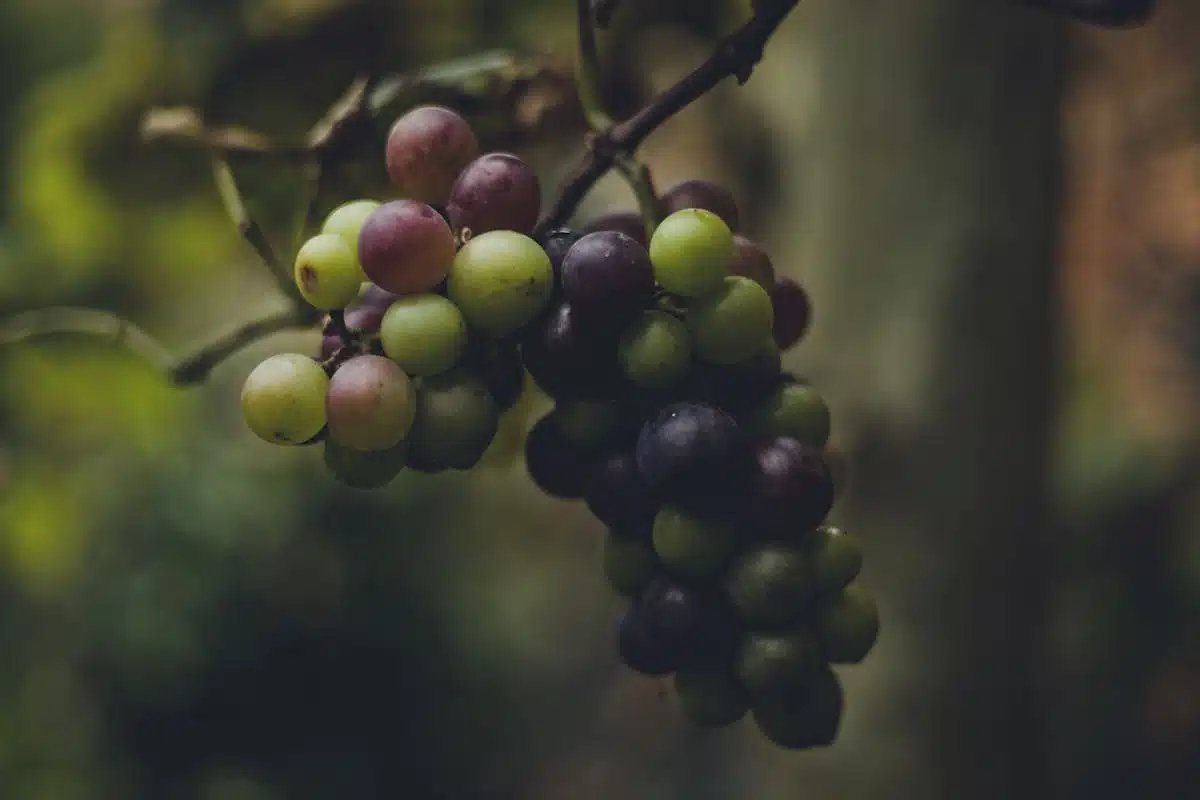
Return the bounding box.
[640,579,738,667]
[582,209,648,248]
[560,231,656,324]
[463,336,525,411]
[750,436,834,534]
[584,449,657,526]
[617,609,677,676]
[524,413,597,500]
[538,228,583,291]
[447,152,541,236]
[359,200,456,295]
[608,515,656,543]
[1015,0,1155,27]
[519,301,625,400]
[635,402,751,511]
[731,235,776,291]
[771,277,811,351]
[661,179,740,232]
[386,105,480,206]
[697,342,784,414]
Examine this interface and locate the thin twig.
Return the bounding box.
[535,0,800,237]
[576,0,614,131]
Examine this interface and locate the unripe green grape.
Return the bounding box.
[294,233,364,310]
[737,631,823,697]
[323,439,408,490]
[745,382,831,448]
[803,525,863,595]
[602,534,657,597]
[325,355,416,451]
[816,583,880,664]
[407,368,499,470]
[751,666,843,749]
[321,199,381,270]
[554,400,620,448]
[447,230,554,336]
[241,353,330,445]
[725,543,816,628]
[649,208,734,298]
[379,294,468,376]
[687,276,775,365]
[618,310,692,388]
[674,667,749,728]
[652,506,739,578]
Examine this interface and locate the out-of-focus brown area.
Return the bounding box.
[0,1,1197,798]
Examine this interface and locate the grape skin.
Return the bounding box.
[560,231,656,323]
[447,230,554,337]
[379,294,468,377]
[771,276,812,350]
[358,200,457,295]
[406,368,499,470]
[523,412,596,500]
[649,209,734,299]
[325,355,417,452]
[731,235,776,291]
[323,439,408,490]
[687,275,775,365]
[447,152,541,236]
[385,106,480,206]
[294,233,364,311]
[618,310,691,388]
[241,353,331,446]
[661,179,741,232]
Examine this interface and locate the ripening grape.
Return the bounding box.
[815,584,880,664]
[447,152,541,236]
[584,449,656,527]
[385,105,480,205]
[602,534,658,597]
[731,235,776,291]
[406,368,499,470]
[358,200,457,295]
[378,294,468,377]
[661,179,741,232]
[524,412,596,499]
[751,666,843,750]
[749,436,834,534]
[745,381,831,448]
[725,543,816,628]
[320,298,393,360]
[447,230,554,336]
[635,402,751,511]
[674,668,749,728]
[651,506,739,578]
[736,631,822,697]
[325,355,416,451]
[649,209,734,298]
[582,209,649,247]
[322,200,381,270]
[323,439,408,490]
[771,276,811,350]
[687,276,775,365]
[618,310,692,389]
[294,233,364,310]
[520,301,625,400]
[560,231,656,322]
[241,353,331,445]
[804,525,863,596]
[617,608,677,676]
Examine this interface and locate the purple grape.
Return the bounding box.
[385,105,480,206]
[462,336,525,411]
[635,402,751,511]
[584,449,657,527]
[519,301,625,400]
[771,276,811,350]
[447,152,541,236]
[537,227,583,290]
[749,435,834,534]
[617,608,677,676]
[662,179,740,232]
[560,231,656,324]
[731,235,776,291]
[582,209,648,247]
[358,200,456,295]
[524,413,597,500]
[640,579,738,667]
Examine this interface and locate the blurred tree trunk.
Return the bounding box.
[787,1,1066,798]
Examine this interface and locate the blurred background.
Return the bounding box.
[0,0,1197,797]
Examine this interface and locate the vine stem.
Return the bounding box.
[535,0,801,237]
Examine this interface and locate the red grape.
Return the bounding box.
[662,180,740,232]
[731,235,776,290]
[447,152,541,236]
[325,355,416,451]
[358,200,456,295]
[771,276,811,350]
[385,105,480,206]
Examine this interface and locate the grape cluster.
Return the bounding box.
[238,103,878,750]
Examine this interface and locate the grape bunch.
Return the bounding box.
[237,102,879,751]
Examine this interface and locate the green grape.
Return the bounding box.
[321,199,381,269]
[751,666,843,749]
[325,355,416,451]
[674,667,749,728]
[652,506,739,578]
[649,208,734,298]
[725,544,816,628]
[602,534,657,597]
[379,294,468,376]
[618,310,692,388]
[554,400,620,448]
[447,230,554,336]
[407,368,499,470]
[803,525,863,595]
[687,276,775,365]
[746,382,831,448]
[737,631,823,697]
[323,439,408,489]
[816,583,880,664]
[294,233,365,311]
[241,353,330,445]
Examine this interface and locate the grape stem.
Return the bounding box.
[536,0,801,237]
[0,306,311,387]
